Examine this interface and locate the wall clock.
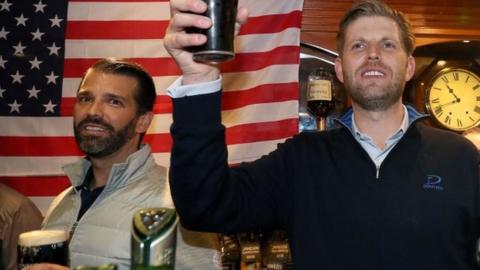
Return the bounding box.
[425,67,480,131]
[406,41,480,133]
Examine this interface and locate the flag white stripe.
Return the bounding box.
[221,100,298,128]
[235,28,300,53]
[66,0,301,22]
[0,139,286,176]
[64,29,300,59]
[0,100,297,137]
[0,116,73,137]
[223,64,299,91]
[31,197,56,216]
[67,2,171,21]
[65,39,167,58]
[0,156,79,176]
[62,64,298,97]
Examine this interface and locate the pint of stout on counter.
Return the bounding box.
[17,230,69,269]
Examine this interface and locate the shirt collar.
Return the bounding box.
[352,105,409,141]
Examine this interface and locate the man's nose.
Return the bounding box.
[367,44,380,62]
[86,101,104,117]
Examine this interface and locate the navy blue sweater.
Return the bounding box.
[170,91,480,270]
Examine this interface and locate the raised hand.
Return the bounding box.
[164,0,248,85]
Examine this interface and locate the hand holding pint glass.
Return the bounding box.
[187,0,238,63]
[164,0,248,84]
[17,230,69,269]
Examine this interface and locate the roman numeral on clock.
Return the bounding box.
[453,72,459,81]
[475,106,480,114]
[457,119,463,127]
[444,115,451,125]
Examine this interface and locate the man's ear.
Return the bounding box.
[405,55,416,82]
[334,57,344,83]
[136,111,154,134]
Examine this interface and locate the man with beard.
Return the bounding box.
[163,0,480,269]
[36,58,222,269]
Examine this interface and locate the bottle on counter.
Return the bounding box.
[239,232,262,270]
[220,234,241,270]
[306,67,335,131]
[131,208,178,270]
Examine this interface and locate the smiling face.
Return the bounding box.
[73,69,151,158]
[335,16,415,112]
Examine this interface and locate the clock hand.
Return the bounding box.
[445,84,461,103]
[437,99,457,108]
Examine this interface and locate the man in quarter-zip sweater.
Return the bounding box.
[163,0,480,269]
[31,58,222,270]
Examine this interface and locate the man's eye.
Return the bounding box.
[352,43,365,50]
[109,99,122,106]
[383,41,395,49]
[77,96,91,103]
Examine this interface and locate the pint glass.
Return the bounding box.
[17,230,69,269]
[188,0,239,63]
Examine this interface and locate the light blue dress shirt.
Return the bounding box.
[351,106,409,177]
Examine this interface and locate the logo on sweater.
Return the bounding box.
[423,175,443,191]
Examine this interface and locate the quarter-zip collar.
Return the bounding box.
[63,144,154,193]
[335,104,428,132]
[334,105,429,179]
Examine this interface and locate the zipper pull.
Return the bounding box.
[376,166,380,179]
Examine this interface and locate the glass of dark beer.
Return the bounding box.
[188,0,239,63]
[17,230,69,269]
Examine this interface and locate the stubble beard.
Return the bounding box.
[74,116,137,158]
[344,66,406,112]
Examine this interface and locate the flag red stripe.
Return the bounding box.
[220,46,300,73]
[66,21,169,39]
[0,137,83,156]
[226,118,298,145]
[60,82,299,116]
[239,11,302,35]
[63,58,181,78]
[0,176,71,196]
[62,46,299,78]
[0,119,297,156]
[65,11,301,40]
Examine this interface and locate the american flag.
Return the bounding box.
[0,0,303,214]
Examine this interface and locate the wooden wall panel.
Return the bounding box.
[301,0,480,52]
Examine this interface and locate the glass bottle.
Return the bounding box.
[306,67,335,131]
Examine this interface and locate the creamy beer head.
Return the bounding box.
[18,230,67,247]
[17,230,69,268]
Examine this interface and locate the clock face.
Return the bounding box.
[425,68,480,131]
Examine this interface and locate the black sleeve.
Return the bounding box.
[169,91,293,233]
